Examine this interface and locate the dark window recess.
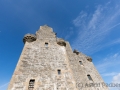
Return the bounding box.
[79,61,83,65]
[58,70,61,75]
[87,75,93,81]
[45,42,48,47]
[28,79,35,90]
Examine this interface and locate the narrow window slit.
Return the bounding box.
[87,75,93,81]
[58,70,61,75]
[45,42,48,47]
[79,61,83,66]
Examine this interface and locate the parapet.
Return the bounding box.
[73,49,92,62]
[57,38,66,46]
[23,33,36,43]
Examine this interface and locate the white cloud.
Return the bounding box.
[72,1,120,54]
[112,73,120,83]
[110,73,120,90]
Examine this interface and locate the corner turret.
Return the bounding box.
[23,33,36,43]
[73,49,79,55]
[57,38,66,46]
[86,56,92,62]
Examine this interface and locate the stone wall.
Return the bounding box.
[65,42,109,90]
[8,25,109,90]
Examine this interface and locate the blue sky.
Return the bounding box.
[0,0,120,90]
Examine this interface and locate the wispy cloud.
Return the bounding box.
[72,1,120,54]
[101,72,118,77]
[95,52,120,90]
[65,27,74,40]
[0,82,9,89]
[96,53,120,75]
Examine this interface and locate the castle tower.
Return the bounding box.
[8,25,109,90]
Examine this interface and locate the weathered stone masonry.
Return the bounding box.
[8,25,109,90]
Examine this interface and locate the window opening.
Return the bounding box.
[58,70,61,75]
[87,75,93,81]
[28,79,35,90]
[79,61,83,65]
[45,42,48,47]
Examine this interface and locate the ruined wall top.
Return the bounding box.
[36,25,56,39]
[37,25,53,32]
[22,25,92,62]
[23,25,56,43]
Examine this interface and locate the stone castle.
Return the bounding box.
[8,25,109,90]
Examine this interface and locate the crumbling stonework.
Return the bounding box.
[8,25,109,90]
